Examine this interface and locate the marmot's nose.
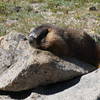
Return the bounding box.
[29,36,34,44]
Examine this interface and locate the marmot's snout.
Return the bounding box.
[29,36,34,44]
[28,32,38,48]
[29,30,38,43]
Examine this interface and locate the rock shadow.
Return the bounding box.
[97,96,100,100]
[0,76,81,99]
[32,76,81,95]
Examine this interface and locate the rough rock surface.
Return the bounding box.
[0,31,96,92]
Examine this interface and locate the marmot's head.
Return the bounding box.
[29,24,52,48]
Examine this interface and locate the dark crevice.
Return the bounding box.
[97,97,100,100]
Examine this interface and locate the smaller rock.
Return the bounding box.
[89,6,97,11]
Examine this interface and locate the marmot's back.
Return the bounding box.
[29,24,100,66]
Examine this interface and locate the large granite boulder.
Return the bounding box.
[0,31,96,91]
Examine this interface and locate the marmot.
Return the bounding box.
[29,24,100,67]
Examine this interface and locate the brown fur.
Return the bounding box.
[29,24,100,66]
